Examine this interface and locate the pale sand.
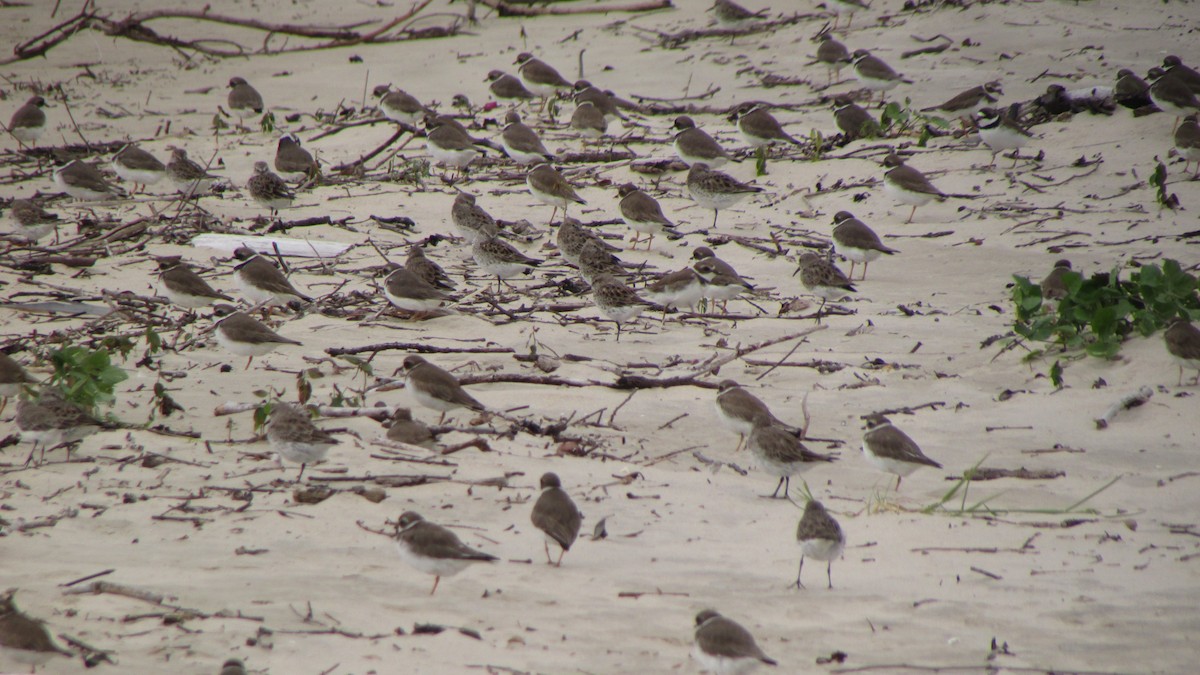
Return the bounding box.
[2,1,1198,673]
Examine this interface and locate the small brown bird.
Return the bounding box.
[213,309,302,369]
[746,422,837,498]
[849,49,912,103]
[385,408,437,448]
[247,161,294,217]
[406,246,456,291]
[158,259,234,309]
[7,95,47,148]
[485,70,536,103]
[401,355,486,423]
[882,152,947,223]
[373,85,428,126]
[617,183,677,250]
[831,211,897,281]
[572,80,626,122]
[166,147,220,194]
[795,500,845,590]
[833,99,880,142]
[111,144,167,192]
[1039,259,1074,302]
[233,247,312,306]
[514,52,573,114]
[730,103,801,148]
[794,252,856,321]
[861,414,942,490]
[274,134,318,182]
[686,163,763,229]
[1174,114,1200,177]
[815,34,850,84]
[530,472,583,566]
[393,511,498,595]
[500,110,554,164]
[714,380,793,452]
[692,610,778,673]
[227,76,264,127]
[266,402,338,481]
[0,589,73,669]
[0,352,34,417]
[570,101,608,139]
[1164,317,1200,386]
[672,116,729,167]
[527,163,587,223]
[8,199,59,243]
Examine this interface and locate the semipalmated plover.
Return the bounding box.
[881,152,947,223]
[861,413,942,489]
[233,248,312,306]
[373,85,428,126]
[527,163,587,222]
[1165,317,1200,386]
[383,265,449,313]
[213,309,302,368]
[54,160,123,201]
[112,144,167,192]
[730,103,801,148]
[401,355,486,422]
[158,259,234,309]
[692,610,777,674]
[850,49,911,103]
[393,511,498,595]
[7,95,47,148]
[0,589,73,668]
[831,210,897,280]
[833,99,880,142]
[531,472,583,566]
[227,76,264,127]
[617,183,676,250]
[500,110,554,164]
[976,107,1034,167]
[672,116,729,167]
[275,133,318,182]
[486,70,536,103]
[570,101,608,139]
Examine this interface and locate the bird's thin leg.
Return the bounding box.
[297,463,306,482]
[861,261,870,281]
[711,209,719,229]
[245,356,254,369]
[615,321,623,343]
[906,205,916,224]
[770,477,785,498]
[544,541,553,565]
[795,555,806,589]
[430,576,440,595]
[438,411,447,425]
[826,561,834,589]
[555,548,565,567]
[734,434,745,453]
[847,261,857,280]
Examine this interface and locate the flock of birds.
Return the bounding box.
[3,0,1200,671]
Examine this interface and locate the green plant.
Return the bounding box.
[754,146,767,176]
[1148,160,1180,209]
[808,129,824,161]
[880,97,948,140]
[47,345,129,410]
[1011,258,1200,363]
[260,110,276,134]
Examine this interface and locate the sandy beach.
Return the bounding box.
[2,0,1199,673]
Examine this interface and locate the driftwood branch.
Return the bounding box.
[478,0,673,17]
[1,0,449,65]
